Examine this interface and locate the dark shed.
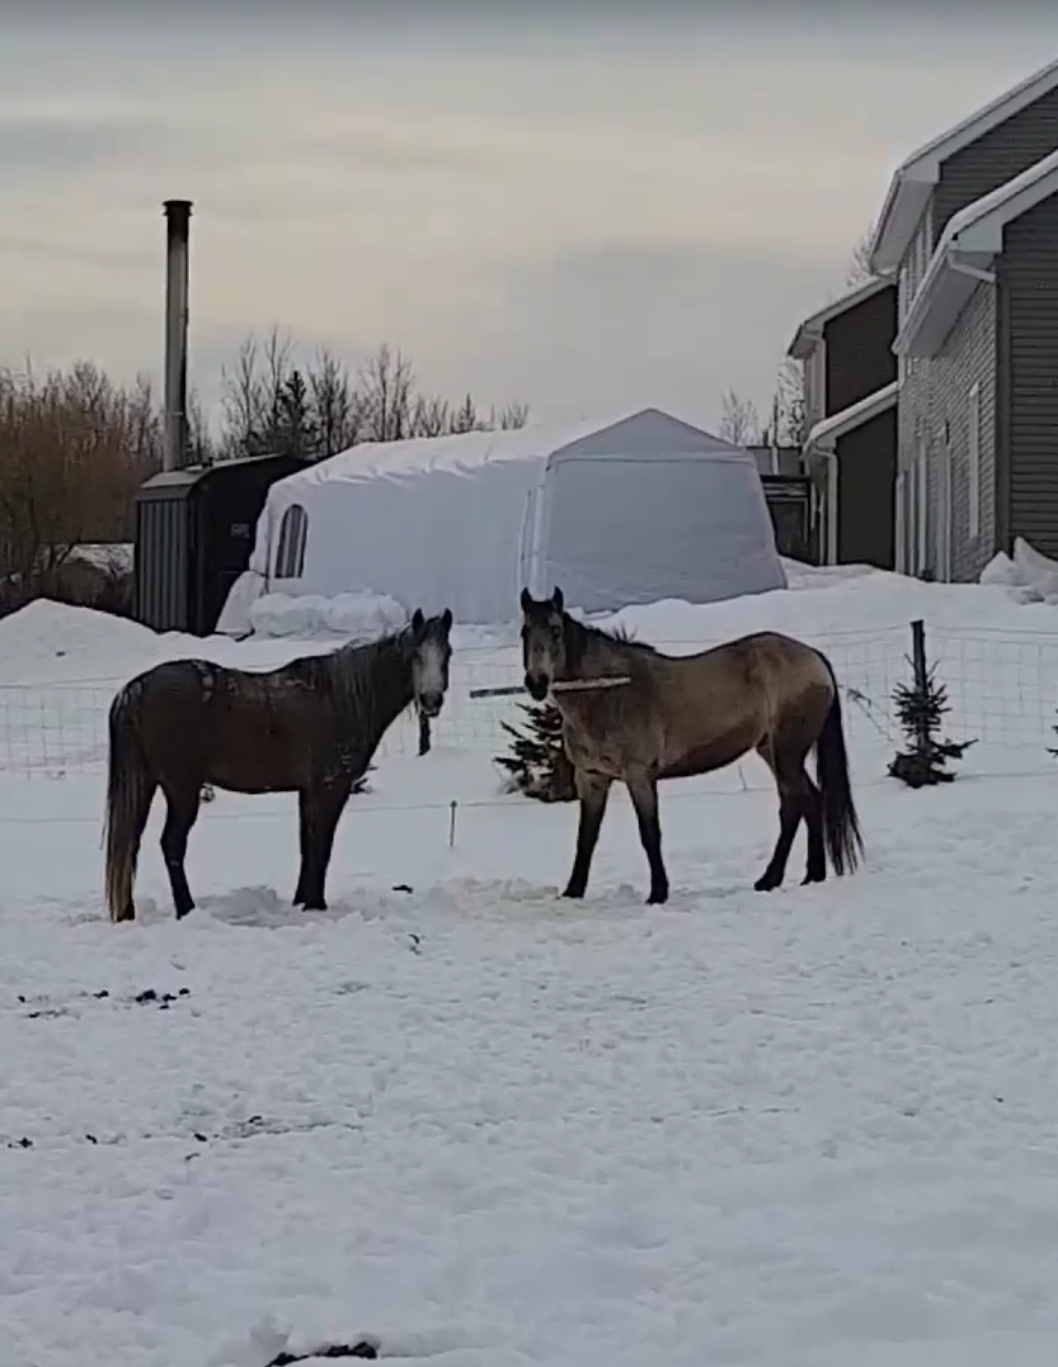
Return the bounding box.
[134,452,305,635]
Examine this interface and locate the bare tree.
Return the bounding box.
[0,361,161,604]
[718,389,760,446]
[771,357,807,448]
[309,347,364,457]
[846,222,878,287]
[217,331,529,457]
[495,401,530,430]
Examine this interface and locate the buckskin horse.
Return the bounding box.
[519,587,861,903]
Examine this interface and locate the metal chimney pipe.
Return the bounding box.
[162,198,192,472]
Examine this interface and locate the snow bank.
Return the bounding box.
[0,599,161,683]
[598,558,1058,648]
[979,537,1058,604]
[248,590,409,640]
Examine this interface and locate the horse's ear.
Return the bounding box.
[411,608,424,635]
[440,607,453,633]
[551,586,564,613]
[520,587,533,614]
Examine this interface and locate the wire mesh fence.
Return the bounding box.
[1,621,1057,780]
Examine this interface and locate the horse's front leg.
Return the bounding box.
[300,780,351,911]
[563,769,612,899]
[293,788,310,907]
[625,769,669,905]
[418,709,431,757]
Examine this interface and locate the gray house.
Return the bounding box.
[869,55,1058,581]
[787,276,898,569]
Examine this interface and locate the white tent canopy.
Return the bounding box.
[217,408,787,632]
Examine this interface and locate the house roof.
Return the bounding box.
[894,146,1058,358]
[869,55,1058,274]
[786,276,894,360]
[804,381,899,449]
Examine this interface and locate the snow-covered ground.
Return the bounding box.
[5,565,1058,1365]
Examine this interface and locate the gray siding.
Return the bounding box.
[933,84,1058,241]
[931,284,998,580]
[1000,192,1058,557]
[896,274,997,581]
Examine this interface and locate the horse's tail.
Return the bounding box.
[814,653,864,876]
[103,681,154,922]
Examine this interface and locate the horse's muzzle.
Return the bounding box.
[524,673,549,702]
[419,692,444,718]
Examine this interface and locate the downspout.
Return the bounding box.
[804,439,838,566]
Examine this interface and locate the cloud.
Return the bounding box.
[419,239,841,426]
[0,112,166,177]
[3,14,1058,430]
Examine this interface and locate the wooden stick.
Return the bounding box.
[469,676,631,700]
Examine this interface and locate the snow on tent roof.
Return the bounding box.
[275,407,749,489]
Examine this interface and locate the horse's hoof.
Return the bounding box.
[646,890,669,905]
[561,886,585,900]
[753,875,779,893]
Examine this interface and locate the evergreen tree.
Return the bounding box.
[495,700,576,802]
[274,369,319,460]
[888,662,975,787]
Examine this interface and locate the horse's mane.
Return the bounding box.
[565,613,659,657]
[294,625,415,745]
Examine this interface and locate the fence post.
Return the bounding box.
[910,618,930,754]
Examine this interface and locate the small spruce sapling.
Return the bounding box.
[495,700,576,802]
[888,660,975,788]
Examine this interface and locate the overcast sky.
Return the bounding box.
[2,8,1057,432]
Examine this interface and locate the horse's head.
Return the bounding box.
[406,607,454,719]
[519,586,566,702]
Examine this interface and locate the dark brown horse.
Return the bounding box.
[104,608,453,922]
[519,587,862,903]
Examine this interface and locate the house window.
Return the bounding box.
[275,503,308,579]
[967,382,981,541]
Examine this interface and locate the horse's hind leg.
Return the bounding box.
[625,770,669,905]
[562,769,612,899]
[159,782,201,920]
[801,774,826,885]
[754,738,809,893]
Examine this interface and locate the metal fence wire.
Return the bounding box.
[3,621,1058,779]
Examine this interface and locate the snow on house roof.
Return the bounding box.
[869,55,1058,274]
[269,407,748,492]
[787,276,895,360]
[805,381,898,449]
[895,145,1058,358]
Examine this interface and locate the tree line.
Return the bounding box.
[0,334,529,613]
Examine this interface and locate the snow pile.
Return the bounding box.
[248,590,409,640]
[979,536,1058,604]
[0,599,161,683]
[596,558,1058,648]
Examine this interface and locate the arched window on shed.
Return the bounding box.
[274,503,308,579]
